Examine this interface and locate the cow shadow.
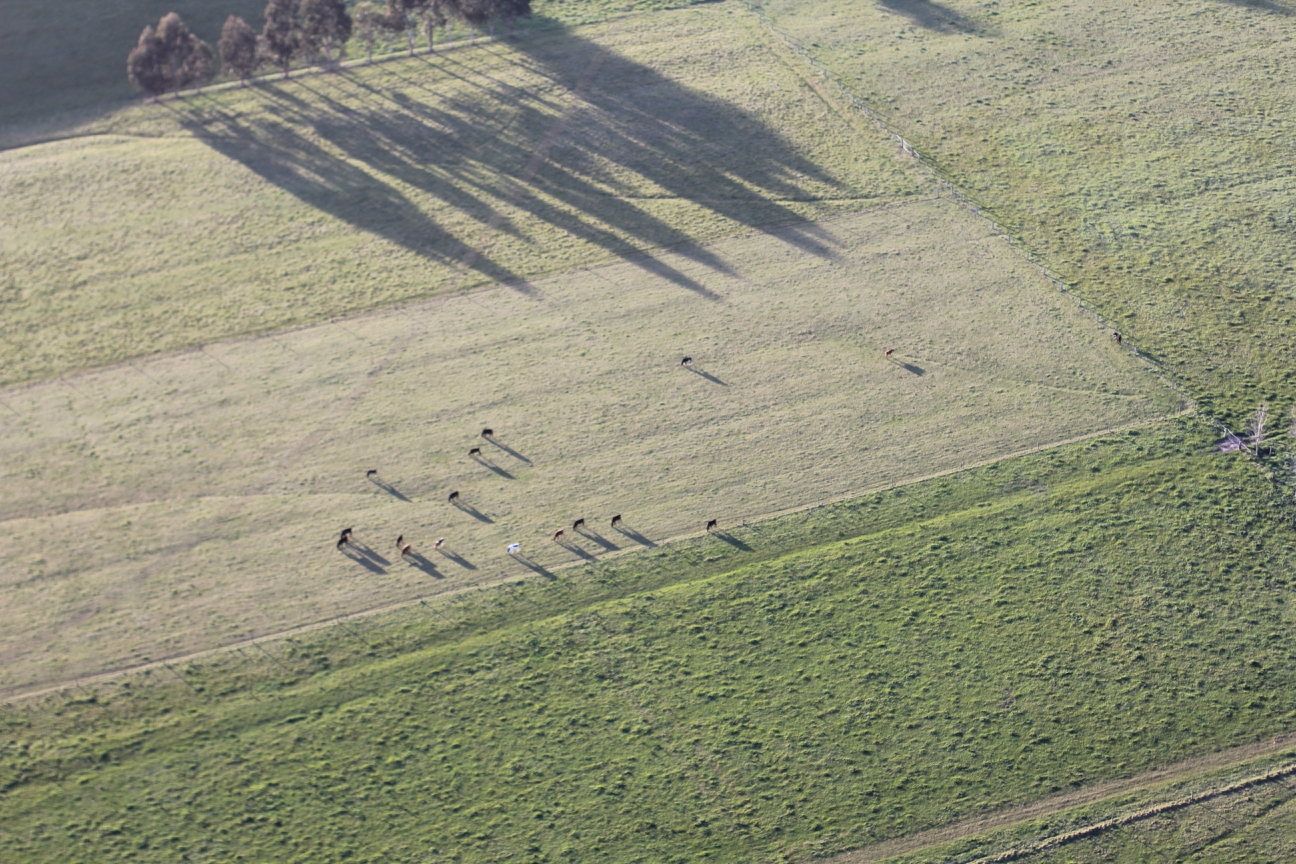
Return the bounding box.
[404,551,445,577]
[369,477,412,502]
[887,357,926,376]
[452,500,495,523]
[1217,0,1294,15]
[340,547,387,574]
[577,528,619,551]
[348,541,391,566]
[686,366,728,386]
[471,454,515,480]
[712,531,753,552]
[485,437,532,464]
[614,524,656,548]
[437,548,478,570]
[557,540,597,562]
[512,554,554,579]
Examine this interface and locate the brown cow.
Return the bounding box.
[1113,332,1122,345]
[553,529,565,542]
[884,348,894,358]
[434,537,446,549]
[400,543,412,558]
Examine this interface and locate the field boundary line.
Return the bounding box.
[828,734,1296,864]
[966,761,1296,864]
[1,411,1184,705]
[741,0,1296,516]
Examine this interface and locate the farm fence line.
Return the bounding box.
[739,0,1296,514]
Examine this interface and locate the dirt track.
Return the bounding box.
[828,731,1296,864]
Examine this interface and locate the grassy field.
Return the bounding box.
[0,196,1175,693]
[5,421,1296,863]
[750,0,1296,427]
[0,6,920,387]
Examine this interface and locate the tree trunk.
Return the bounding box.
[366,42,374,63]
[406,28,415,55]
[469,23,476,45]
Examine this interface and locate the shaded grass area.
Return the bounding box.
[0,0,702,133]
[750,0,1296,427]
[0,198,1174,692]
[6,420,1296,862]
[0,6,919,387]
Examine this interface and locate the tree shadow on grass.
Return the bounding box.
[1216,0,1294,14]
[877,0,983,32]
[178,20,846,296]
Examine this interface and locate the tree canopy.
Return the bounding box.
[218,15,260,84]
[301,0,353,68]
[263,0,302,77]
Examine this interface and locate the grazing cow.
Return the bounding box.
[448,491,460,503]
[1113,332,1122,345]
[366,468,378,477]
[681,357,693,366]
[395,534,404,549]
[400,543,412,558]
[434,537,446,549]
[340,527,353,541]
[572,518,585,531]
[336,536,348,549]
[611,514,622,528]
[706,519,718,532]
[884,348,895,358]
[481,428,494,438]
[507,542,521,555]
[553,529,565,542]
[468,447,482,457]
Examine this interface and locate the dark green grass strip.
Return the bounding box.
[4,419,1296,863]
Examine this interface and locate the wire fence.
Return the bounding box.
[739,0,1296,514]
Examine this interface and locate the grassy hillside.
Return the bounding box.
[5,421,1296,862]
[750,0,1296,426]
[0,197,1176,693]
[0,6,920,387]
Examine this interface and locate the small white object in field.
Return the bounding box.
[507,543,521,555]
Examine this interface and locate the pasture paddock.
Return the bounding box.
[0,198,1175,693]
[6,424,1296,863]
[750,0,1296,424]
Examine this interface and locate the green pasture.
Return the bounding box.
[751,0,1296,426]
[0,6,918,387]
[5,422,1296,863]
[0,197,1174,693]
